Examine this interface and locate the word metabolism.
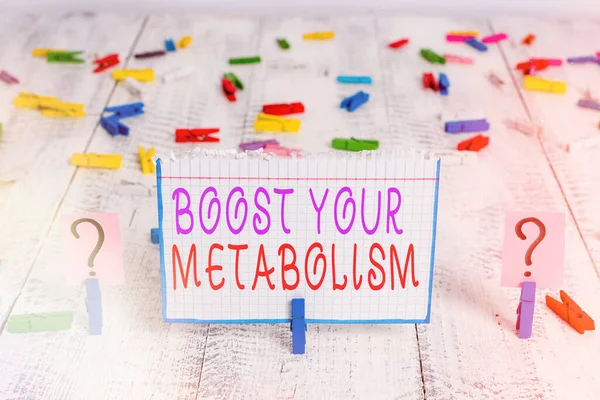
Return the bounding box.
[167,185,425,292]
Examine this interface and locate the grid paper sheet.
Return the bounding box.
[157,150,440,324]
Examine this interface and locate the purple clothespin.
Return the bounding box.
[567,56,599,64]
[516,281,536,339]
[577,99,600,111]
[445,119,490,133]
[239,139,280,151]
[0,70,19,85]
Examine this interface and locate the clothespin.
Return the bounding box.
[100,115,129,136]
[457,134,489,152]
[239,139,280,151]
[263,144,302,157]
[229,56,261,65]
[134,50,166,59]
[113,69,155,82]
[567,56,599,64]
[517,281,536,339]
[448,30,479,37]
[222,78,236,102]
[165,39,176,52]
[13,92,58,109]
[32,48,65,57]
[85,278,102,335]
[254,114,301,133]
[465,38,488,52]
[41,100,86,118]
[388,38,409,48]
[340,91,369,112]
[291,298,306,354]
[0,70,19,84]
[530,58,562,66]
[445,119,490,133]
[331,137,379,151]
[93,53,120,73]
[121,77,144,98]
[446,34,475,42]
[138,146,156,174]
[262,102,304,116]
[438,73,450,96]
[423,73,438,91]
[71,153,123,169]
[522,34,536,45]
[175,128,220,143]
[577,99,600,111]
[105,102,144,119]
[523,76,566,94]
[337,76,373,84]
[482,33,507,43]
[444,54,474,64]
[516,59,550,75]
[223,72,244,90]
[46,51,84,63]
[546,291,594,334]
[506,118,543,137]
[303,32,334,40]
[150,228,161,244]
[177,36,193,49]
[276,38,290,49]
[420,49,446,64]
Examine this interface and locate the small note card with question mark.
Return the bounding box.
[501,212,565,288]
[61,213,124,286]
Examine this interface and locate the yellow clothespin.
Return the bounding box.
[177,36,193,49]
[523,75,566,94]
[113,69,155,82]
[138,146,156,174]
[40,100,86,117]
[254,113,301,133]
[303,31,335,40]
[13,93,50,109]
[448,31,479,37]
[70,153,123,170]
[32,48,65,57]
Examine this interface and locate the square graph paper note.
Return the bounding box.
[157,151,441,324]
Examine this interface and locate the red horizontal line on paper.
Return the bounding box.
[160,176,438,181]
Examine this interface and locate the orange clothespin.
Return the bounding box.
[546,291,595,334]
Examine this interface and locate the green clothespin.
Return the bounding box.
[331,137,379,152]
[277,38,290,50]
[223,72,244,90]
[46,51,85,64]
[420,49,446,65]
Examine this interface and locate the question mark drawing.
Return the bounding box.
[70,218,105,277]
[515,217,546,278]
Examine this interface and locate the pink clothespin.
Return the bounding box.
[506,118,543,137]
[0,70,19,84]
[446,34,474,42]
[487,72,504,88]
[444,54,474,64]
[263,144,302,157]
[482,33,507,43]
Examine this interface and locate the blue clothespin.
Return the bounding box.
[517,281,536,339]
[438,73,450,96]
[104,102,144,119]
[291,298,306,355]
[85,278,103,335]
[100,115,130,136]
[337,75,373,84]
[165,39,176,52]
[465,38,488,52]
[150,228,160,244]
[340,91,370,112]
[445,118,490,133]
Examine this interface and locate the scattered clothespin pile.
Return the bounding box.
[100,102,145,136]
[13,92,85,118]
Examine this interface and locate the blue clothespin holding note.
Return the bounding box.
[86,278,103,335]
[291,298,306,354]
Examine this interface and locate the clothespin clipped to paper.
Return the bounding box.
[331,137,379,151]
[175,128,220,143]
[138,146,156,174]
[254,114,301,133]
[93,53,120,73]
[291,298,306,354]
[86,278,103,335]
[70,153,123,170]
[546,291,595,334]
[113,69,155,82]
[47,51,84,63]
[517,281,536,339]
[340,91,369,112]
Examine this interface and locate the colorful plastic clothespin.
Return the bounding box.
[223,72,244,90]
[303,32,334,40]
[522,34,536,45]
[337,75,372,84]
[150,228,160,244]
[93,53,120,73]
[420,49,446,64]
[264,144,302,157]
[546,291,594,334]
[86,278,103,335]
[506,118,543,137]
[517,281,536,339]
[254,114,301,133]
[577,99,600,111]
[138,146,156,174]
[100,115,129,136]
[530,58,562,66]
[47,51,84,63]
[423,73,438,91]
[7,312,73,333]
[448,30,479,37]
[516,59,550,74]
[291,298,306,355]
[438,73,450,96]
[388,38,409,49]
[32,48,65,57]
[457,134,489,151]
[0,70,19,84]
[262,102,305,116]
[239,139,280,151]
[277,38,290,49]
[222,78,236,102]
[445,119,490,133]
[465,38,488,52]
[71,153,123,170]
[165,39,176,52]
[113,69,155,82]
[105,102,144,119]
[488,72,504,88]
[340,91,370,112]
[482,33,507,43]
[567,56,599,64]
[177,36,192,49]
[134,50,167,59]
[444,54,474,64]
[175,128,220,143]
[523,75,566,94]
[229,56,261,65]
[446,34,474,42]
[331,137,379,151]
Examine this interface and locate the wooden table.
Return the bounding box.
[0,12,599,400]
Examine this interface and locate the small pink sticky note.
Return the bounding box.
[501,212,565,288]
[62,213,124,286]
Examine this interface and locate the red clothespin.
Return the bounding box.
[175,128,220,143]
[546,291,595,334]
[388,38,409,49]
[222,78,236,102]
[516,59,549,75]
[522,34,536,45]
[457,134,489,152]
[262,102,305,116]
[93,53,120,73]
[423,72,438,91]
